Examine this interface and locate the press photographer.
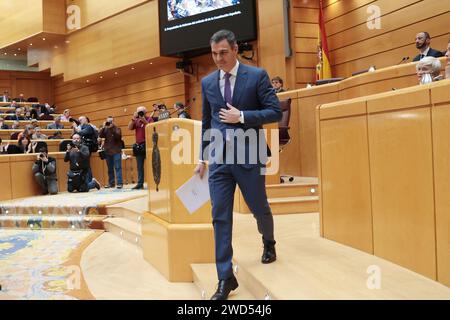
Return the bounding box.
[99,116,123,189]
[128,106,152,189]
[156,103,171,121]
[72,116,99,153]
[64,133,100,192]
[32,147,58,195]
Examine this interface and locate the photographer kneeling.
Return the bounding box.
[64,133,100,192]
[32,147,58,195]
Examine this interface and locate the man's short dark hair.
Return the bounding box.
[272,76,283,85]
[38,147,48,154]
[421,31,431,39]
[210,29,237,47]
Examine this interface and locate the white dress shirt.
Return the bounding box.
[420,46,431,60]
[219,60,244,123]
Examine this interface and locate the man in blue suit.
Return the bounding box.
[195,30,282,300]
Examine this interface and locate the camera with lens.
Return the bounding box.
[39,153,45,159]
[105,121,111,127]
[68,117,81,126]
[68,141,76,149]
[137,111,145,117]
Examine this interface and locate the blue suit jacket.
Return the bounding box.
[201,63,282,167]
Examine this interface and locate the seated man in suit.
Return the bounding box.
[1,91,10,102]
[271,76,286,93]
[47,116,64,129]
[6,107,24,121]
[416,56,443,84]
[14,93,26,102]
[413,32,444,61]
[0,117,9,129]
[32,127,48,140]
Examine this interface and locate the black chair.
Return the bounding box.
[278,98,294,183]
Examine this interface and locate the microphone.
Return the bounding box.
[397,56,410,65]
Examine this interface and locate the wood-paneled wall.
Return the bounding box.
[53,62,186,146]
[0,0,43,48]
[292,0,449,86]
[292,0,320,89]
[325,0,450,78]
[65,0,149,31]
[0,70,53,104]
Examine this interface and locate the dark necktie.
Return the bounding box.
[224,72,232,105]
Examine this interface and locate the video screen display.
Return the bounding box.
[159,0,257,57]
[168,0,241,21]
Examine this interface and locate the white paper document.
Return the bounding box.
[175,171,210,215]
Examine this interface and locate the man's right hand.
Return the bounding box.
[194,162,207,179]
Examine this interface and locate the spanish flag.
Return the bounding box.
[316,0,332,80]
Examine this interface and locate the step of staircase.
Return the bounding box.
[232,259,277,300]
[103,217,142,248]
[266,183,318,198]
[269,196,319,215]
[0,205,102,216]
[0,214,106,230]
[191,264,255,300]
[106,206,143,224]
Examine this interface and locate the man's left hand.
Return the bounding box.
[219,103,240,124]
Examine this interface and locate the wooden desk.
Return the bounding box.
[278,59,445,178]
[2,120,70,128]
[2,139,70,152]
[0,149,138,201]
[0,129,73,140]
[0,102,39,107]
[317,79,450,287]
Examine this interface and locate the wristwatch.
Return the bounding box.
[239,111,244,124]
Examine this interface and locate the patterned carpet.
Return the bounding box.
[0,229,101,300]
[0,186,147,212]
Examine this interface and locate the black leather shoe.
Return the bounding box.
[261,239,276,264]
[132,184,143,190]
[210,276,238,300]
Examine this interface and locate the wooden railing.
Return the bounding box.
[317,78,450,288]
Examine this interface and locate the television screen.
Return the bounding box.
[159,0,257,57]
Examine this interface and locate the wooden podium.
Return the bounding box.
[141,118,215,282]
